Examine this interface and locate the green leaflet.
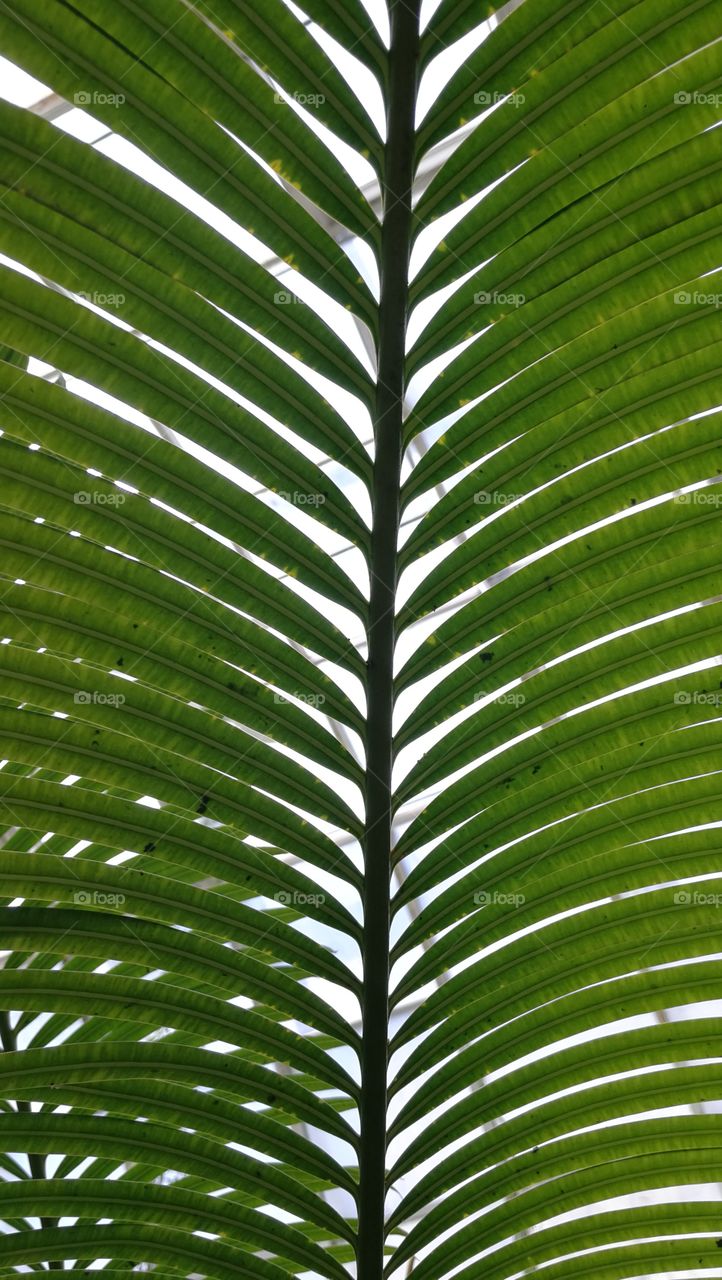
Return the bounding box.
[0,1040,359,1143]
[1,1,722,1276]
[0,906,358,1044]
[291,0,386,79]
[0,268,373,496]
[408,125,722,380]
[390,1027,722,1203]
[397,1116,722,1271]
[0,1,378,331]
[418,0,612,145]
[417,0,715,220]
[0,1110,353,1241]
[190,0,384,152]
[0,380,366,616]
[0,1184,341,1277]
[0,99,372,398]
[412,34,722,304]
[71,0,380,241]
[0,967,356,1097]
[0,844,360,978]
[0,1221,290,1276]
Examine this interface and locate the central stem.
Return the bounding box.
[358,4,420,1276]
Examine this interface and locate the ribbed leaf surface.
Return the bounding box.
[0,1,721,1277]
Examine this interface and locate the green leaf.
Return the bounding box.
[1,2,721,1276]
